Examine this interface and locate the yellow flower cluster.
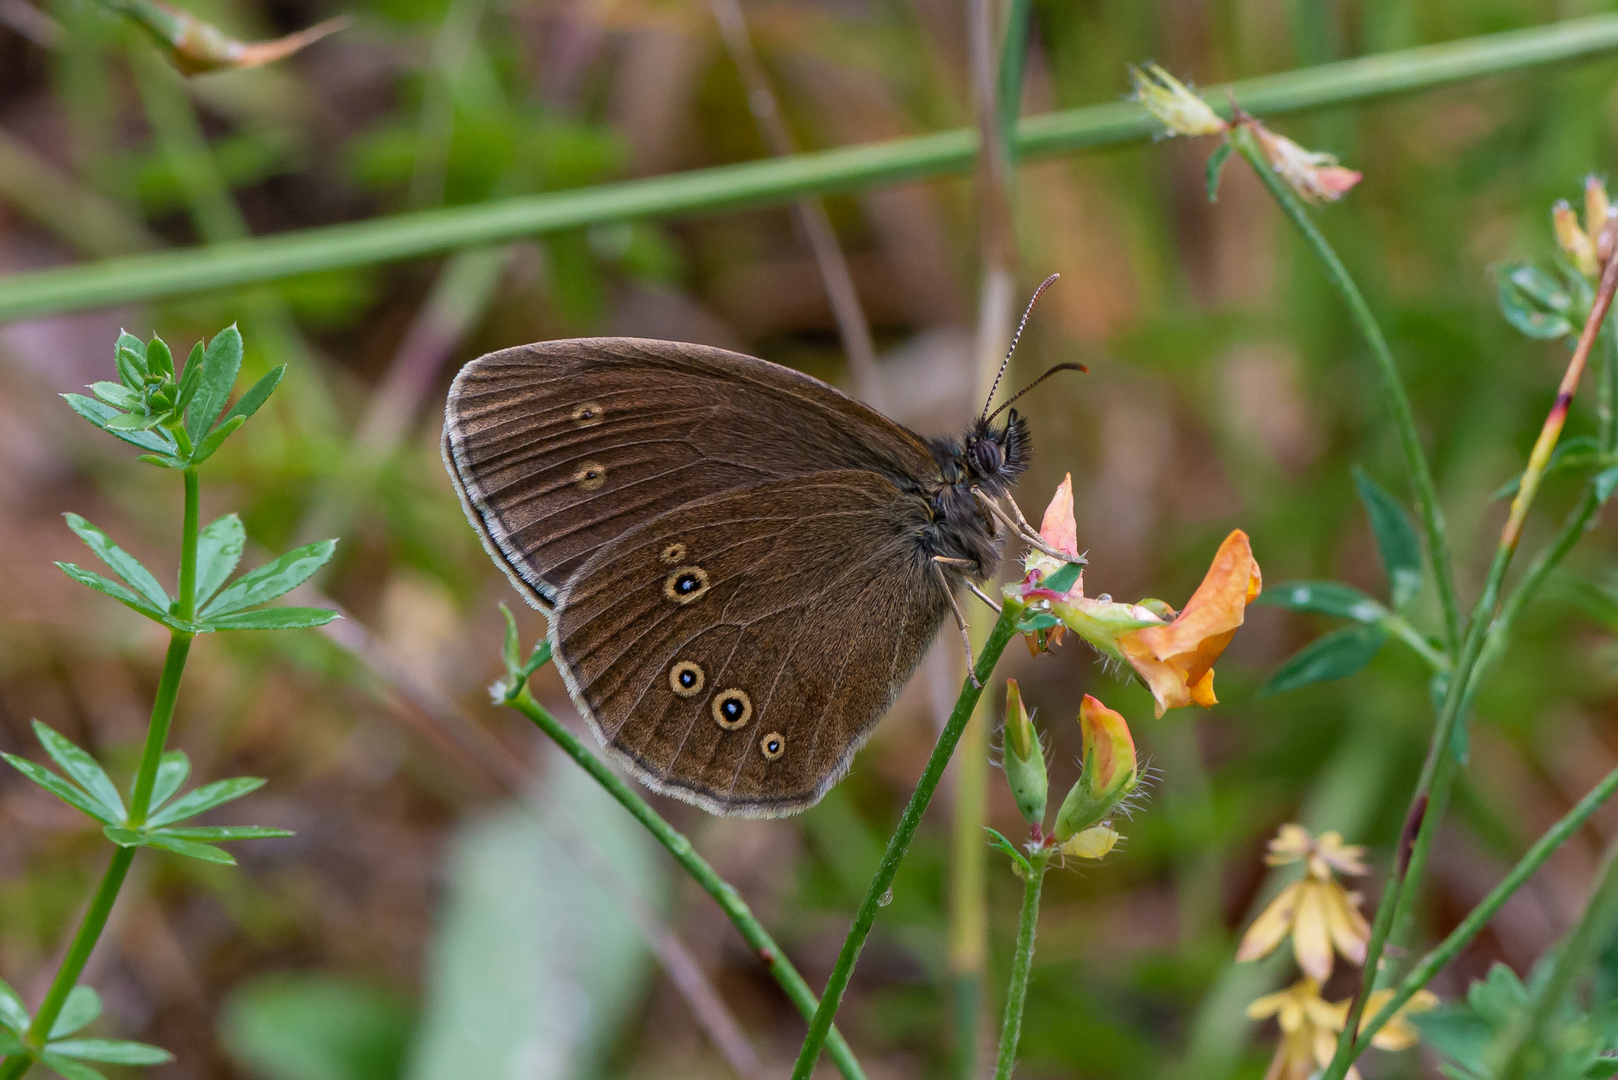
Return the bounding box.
[1237,825,1436,1080]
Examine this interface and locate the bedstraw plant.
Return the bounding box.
[0,326,337,1080]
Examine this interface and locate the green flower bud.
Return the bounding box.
[1001,679,1047,825]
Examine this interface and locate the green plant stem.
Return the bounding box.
[791,604,1021,1080]
[993,857,1048,1080]
[504,685,866,1080]
[1350,762,1618,1056]
[1384,613,1449,672]
[5,14,1618,320]
[1231,125,1460,652]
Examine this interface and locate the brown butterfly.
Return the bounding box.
[443,283,1077,816]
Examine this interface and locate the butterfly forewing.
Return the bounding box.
[442,338,938,611]
[553,472,951,817]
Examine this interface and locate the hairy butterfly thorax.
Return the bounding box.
[920,409,1032,579]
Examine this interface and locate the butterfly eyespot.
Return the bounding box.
[759,732,785,760]
[669,660,706,698]
[571,402,605,427]
[659,543,687,564]
[573,462,607,490]
[712,690,752,730]
[663,566,710,604]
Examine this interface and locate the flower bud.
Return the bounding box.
[1000,679,1047,825]
[1129,63,1227,138]
[1060,824,1118,860]
[1556,200,1599,278]
[1054,695,1138,841]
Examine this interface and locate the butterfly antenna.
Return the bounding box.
[980,273,1061,424]
[984,361,1088,424]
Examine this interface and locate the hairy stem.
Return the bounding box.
[1231,125,1460,651]
[791,604,1021,1080]
[505,685,866,1080]
[993,857,1048,1080]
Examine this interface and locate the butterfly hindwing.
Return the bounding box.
[552,471,951,817]
[442,337,938,611]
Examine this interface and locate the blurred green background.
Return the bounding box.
[3,1,1618,1078]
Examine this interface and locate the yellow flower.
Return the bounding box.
[1246,981,1438,1080]
[1249,124,1362,204]
[1061,824,1119,860]
[1556,177,1612,278]
[1112,530,1262,716]
[1054,695,1139,840]
[1237,825,1369,981]
[1129,63,1228,137]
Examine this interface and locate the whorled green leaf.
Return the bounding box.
[46,1038,172,1066]
[144,335,174,378]
[1353,467,1423,609]
[114,331,147,385]
[62,515,170,612]
[147,749,191,811]
[216,363,285,433]
[0,1028,22,1056]
[500,603,522,676]
[31,721,125,823]
[39,1052,108,1080]
[148,776,266,828]
[103,412,164,433]
[3,754,122,826]
[173,342,205,418]
[1498,262,1575,339]
[195,514,246,608]
[146,833,235,865]
[1262,623,1389,696]
[157,825,291,842]
[200,541,337,617]
[1205,140,1233,202]
[48,987,101,1040]
[102,826,145,848]
[1255,580,1388,624]
[0,978,30,1033]
[54,563,169,624]
[185,415,245,468]
[60,395,176,454]
[89,382,140,411]
[201,607,339,632]
[184,325,243,444]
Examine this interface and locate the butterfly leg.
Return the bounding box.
[933,558,980,687]
[975,492,1081,564]
[964,579,1002,614]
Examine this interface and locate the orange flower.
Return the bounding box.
[1053,695,1139,841]
[1115,530,1262,716]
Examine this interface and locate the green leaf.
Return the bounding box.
[185,325,242,443]
[147,749,191,810]
[31,721,125,823]
[173,342,205,418]
[0,1029,22,1056]
[39,1053,107,1080]
[144,335,173,378]
[500,603,521,676]
[101,827,144,847]
[3,753,121,826]
[48,987,101,1039]
[54,563,169,623]
[146,833,235,865]
[219,974,413,1080]
[195,514,246,608]
[103,411,162,432]
[62,514,169,612]
[983,827,1033,874]
[1041,561,1083,596]
[133,453,188,469]
[88,382,140,410]
[148,776,265,827]
[61,395,176,454]
[1262,623,1389,696]
[1498,262,1574,339]
[0,978,30,1033]
[201,607,339,632]
[521,639,553,680]
[1596,463,1618,504]
[1492,436,1603,499]
[1205,140,1233,202]
[1353,467,1423,608]
[114,332,147,385]
[157,825,291,841]
[1255,580,1388,624]
[1016,612,1062,632]
[201,541,337,617]
[46,1038,171,1066]
[184,414,245,467]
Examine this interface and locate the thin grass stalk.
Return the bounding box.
[1229,124,1460,650]
[790,605,1022,1080]
[7,15,1618,320]
[503,682,867,1080]
[1351,763,1618,1055]
[992,859,1048,1080]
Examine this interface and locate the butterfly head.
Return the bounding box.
[962,408,1029,495]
